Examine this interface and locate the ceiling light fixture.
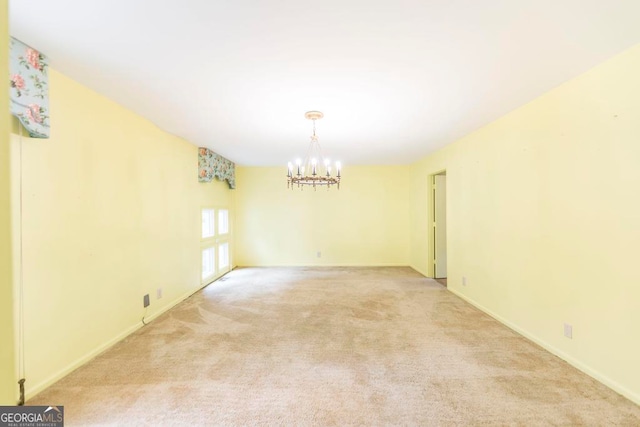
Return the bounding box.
[287,111,341,190]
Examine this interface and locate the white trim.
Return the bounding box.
[25,321,142,400]
[410,264,430,278]
[24,275,225,400]
[144,283,208,323]
[448,288,640,406]
[236,263,411,267]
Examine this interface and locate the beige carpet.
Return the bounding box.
[30,267,640,425]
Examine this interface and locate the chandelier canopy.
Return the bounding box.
[287,111,341,190]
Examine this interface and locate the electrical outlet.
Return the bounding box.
[564,323,573,339]
[462,276,467,286]
[143,294,150,308]
[317,251,321,258]
[157,288,163,299]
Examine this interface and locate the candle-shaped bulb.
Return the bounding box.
[336,161,341,177]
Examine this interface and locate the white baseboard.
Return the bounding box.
[449,288,640,406]
[143,283,210,323]
[25,321,143,400]
[25,280,213,401]
[409,264,430,278]
[235,263,409,267]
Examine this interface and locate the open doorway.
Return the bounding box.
[431,171,447,286]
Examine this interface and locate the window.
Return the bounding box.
[202,247,215,280]
[218,242,229,270]
[218,209,229,235]
[202,209,215,239]
[201,207,232,284]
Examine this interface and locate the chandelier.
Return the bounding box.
[287,111,341,190]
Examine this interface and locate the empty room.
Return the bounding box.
[1,0,640,425]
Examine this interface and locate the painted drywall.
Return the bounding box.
[9,68,234,399]
[0,0,18,405]
[410,43,640,404]
[235,166,410,266]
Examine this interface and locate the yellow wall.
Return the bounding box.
[0,0,18,405]
[235,166,410,266]
[410,44,640,404]
[4,5,638,406]
[10,68,234,399]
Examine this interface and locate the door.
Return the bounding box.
[433,173,447,278]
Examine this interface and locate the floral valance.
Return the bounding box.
[198,148,235,189]
[9,37,50,138]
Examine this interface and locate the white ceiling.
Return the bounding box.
[9,1,640,166]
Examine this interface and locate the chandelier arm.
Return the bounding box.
[287,111,340,190]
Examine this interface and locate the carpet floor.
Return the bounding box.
[29,267,640,425]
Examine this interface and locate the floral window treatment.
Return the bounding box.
[198,148,236,189]
[9,37,50,138]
